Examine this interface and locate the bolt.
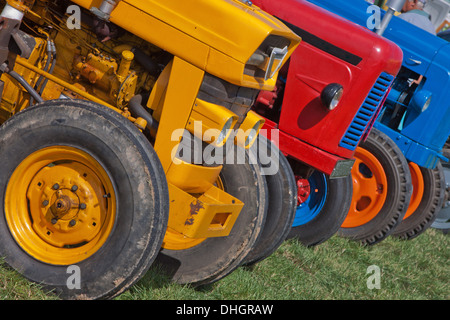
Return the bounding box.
[52,183,60,190]
[71,185,78,192]
[79,203,87,210]
[51,218,58,224]
[69,219,76,227]
[42,200,49,207]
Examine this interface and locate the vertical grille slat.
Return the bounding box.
[339,72,394,151]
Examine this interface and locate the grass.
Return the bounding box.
[1,228,448,300]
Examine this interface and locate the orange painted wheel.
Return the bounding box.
[338,128,412,245]
[404,162,425,220]
[342,147,388,228]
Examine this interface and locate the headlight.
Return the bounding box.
[321,83,344,111]
[245,120,262,147]
[216,117,235,146]
[235,111,265,149]
[186,99,238,147]
[411,90,432,113]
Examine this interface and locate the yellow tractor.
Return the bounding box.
[0,0,300,299]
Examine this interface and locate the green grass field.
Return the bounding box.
[1,228,448,300]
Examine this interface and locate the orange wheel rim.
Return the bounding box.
[342,147,388,228]
[404,162,424,220]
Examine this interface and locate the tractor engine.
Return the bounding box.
[0,0,167,126]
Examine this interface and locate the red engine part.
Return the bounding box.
[296,177,311,205]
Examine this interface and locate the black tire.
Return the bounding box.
[0,100,169,300]
[287,173,353,247]
[155,147,268,286]
[338,128,412,245]
[392,163,445,239]
[432,150,450,233]
[243,136,297,265]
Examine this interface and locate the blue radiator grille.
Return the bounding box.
[339,72,394,151]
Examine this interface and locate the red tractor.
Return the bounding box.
[250,0,403,249]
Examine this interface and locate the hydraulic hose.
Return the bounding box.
[8,70,44,104]
[128,94,159,137]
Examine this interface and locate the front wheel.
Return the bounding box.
[243,136,297,265]
[286,170,352,247]
[0,100,169,299]
[155,147,268,286]
[392,162,445,239]
[432,151,450,233]
[338,128,412,245]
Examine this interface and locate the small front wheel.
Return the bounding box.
[287,170,352,247]
[339,128,412,245]
[243,136,297,265]
[392,162,445,239]
[156,146,268,286]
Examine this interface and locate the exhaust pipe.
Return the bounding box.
[128,94,159,137]
[91,0,121,20]
[377,0,407,36]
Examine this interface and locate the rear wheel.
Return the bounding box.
[339,128,412,245]
[243,136,297,265]
[287,171,352,247]
[0,100,169,299]
[392,162,445,239]
[155,147,268,286]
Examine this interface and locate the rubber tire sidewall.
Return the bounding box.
[393,162,445,239]
[243,136,297,265]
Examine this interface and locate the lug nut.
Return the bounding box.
[52,183,60,190]
[79,203,86,210]
[51,218,58,224]
[71,185,78,192]
[42,200,49,207]
[69,219,76,227]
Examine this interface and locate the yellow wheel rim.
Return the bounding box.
[5,146,116,265]
[162,178,225,251]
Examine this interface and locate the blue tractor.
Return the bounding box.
[305,0,450,243]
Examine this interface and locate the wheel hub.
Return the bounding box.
[31,164,104,248]
[296,177,311,205]
[50,189,79,220]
